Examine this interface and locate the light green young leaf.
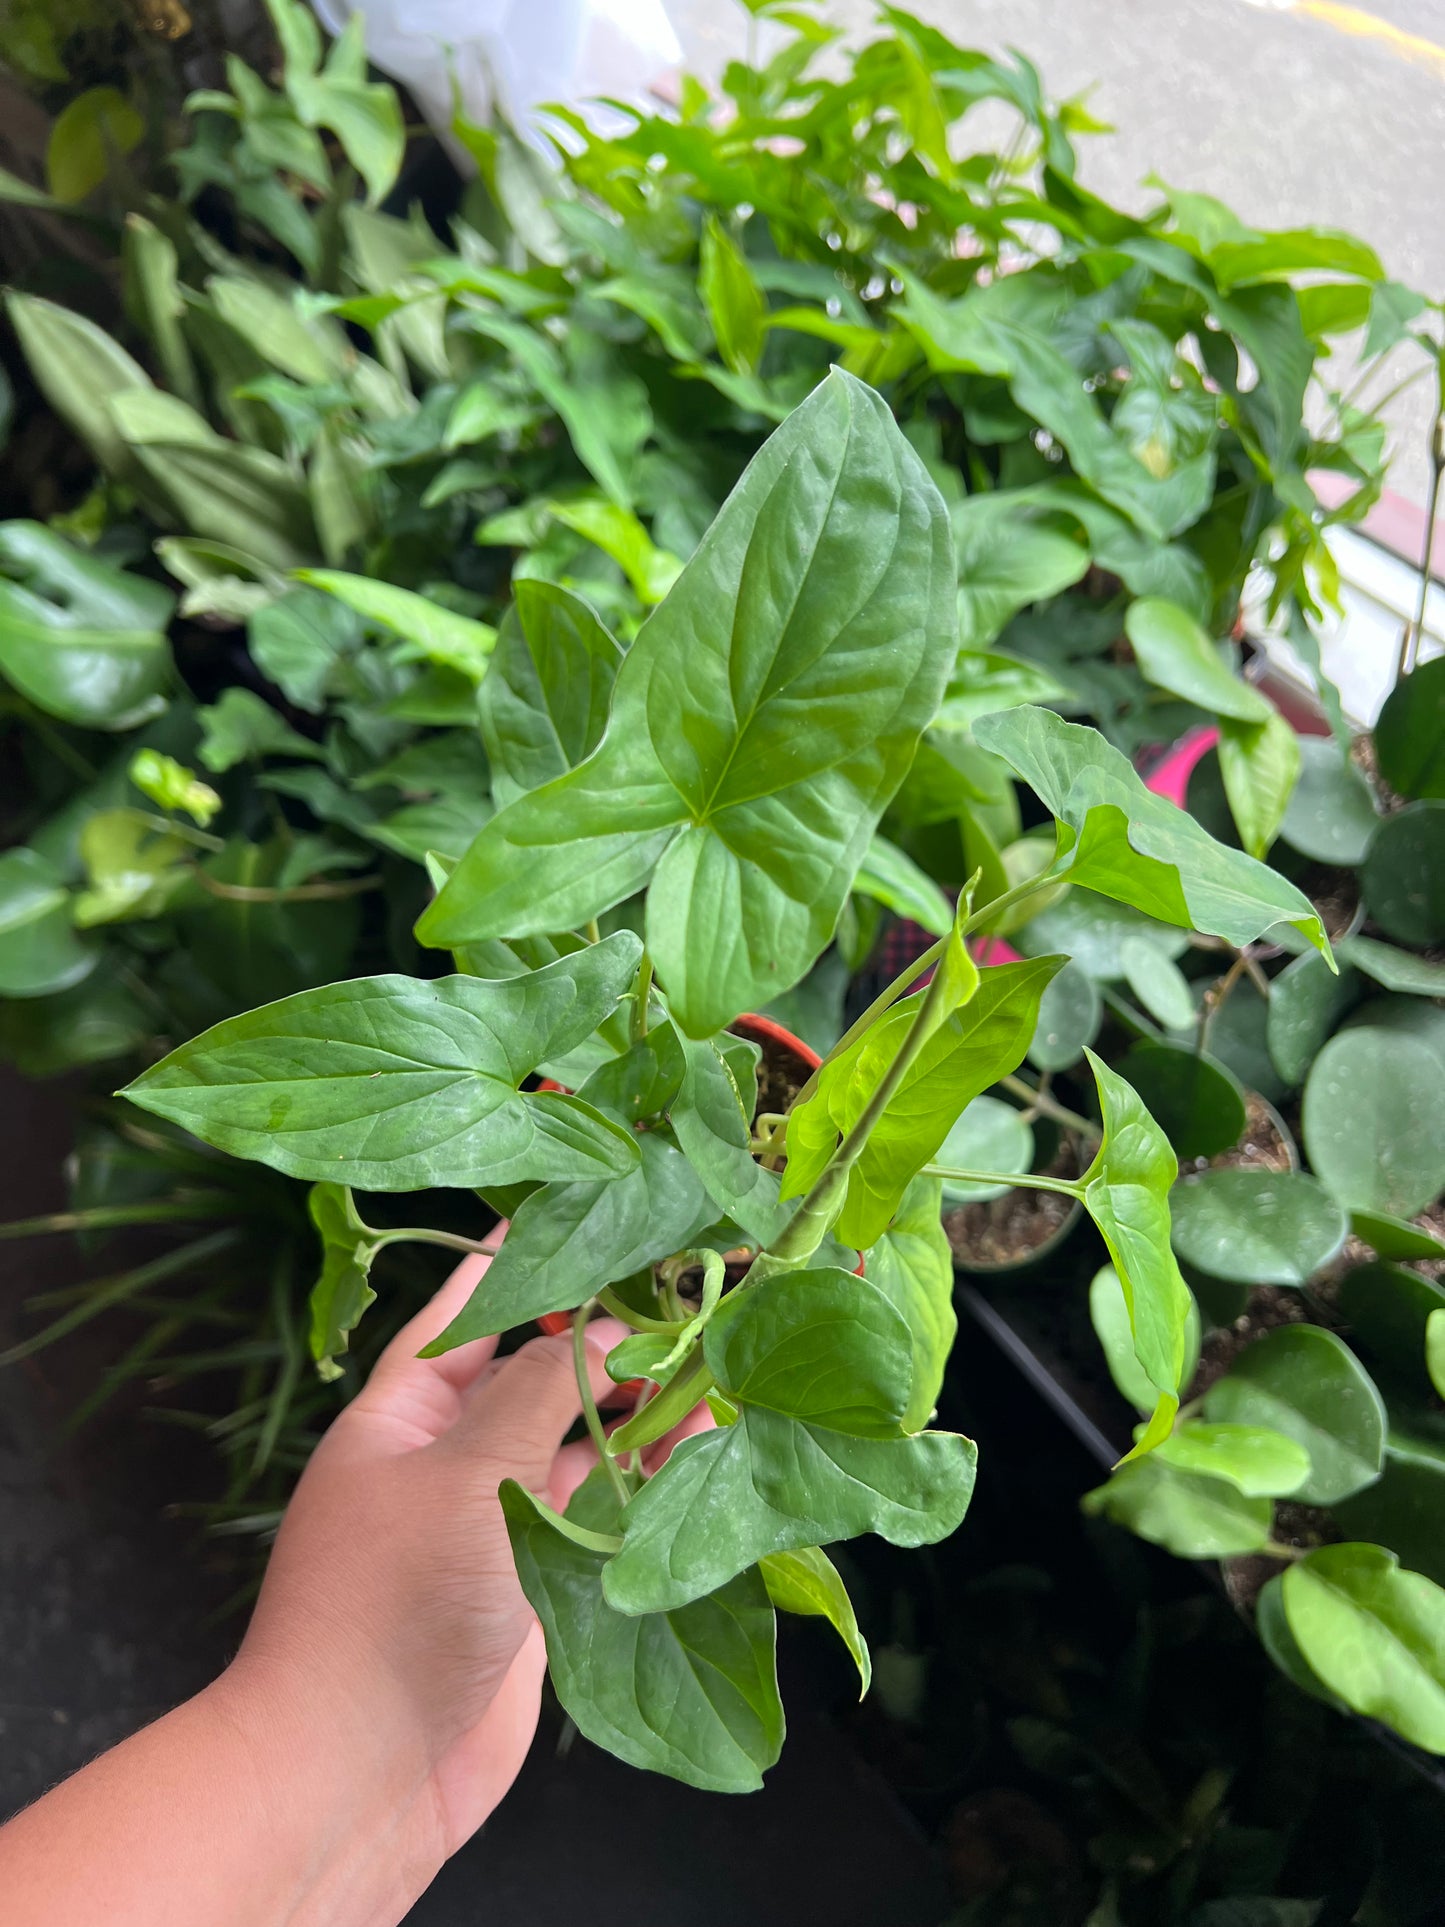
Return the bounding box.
[975,706,1329,959]
[122,214,201,409]
[1078,1049,1193,1436]
[951,494,1090,654]
[704,1267,915,1438]
[1089,1262,1199,1415]
[306,1181,378,1380]
[478,582,622,806]
[1282,1544,1445,1753]
[1123,598,1269,723]
[545,498,682,606]
[1152,1422,1311,1498]
[501,1475,784,1794]
[46,85,143,203]
[699,217,767,375]
[420,370,957,1037]
[128,749,220,827]
[1218,708,1301,859]
[73,809,193,927]
[760,1547,871,1696]
[603,1403,976,1615]
[421,1134,711,1350]
[1082,1455,1272,1558]
[852,836,954,936]
[782,956,1064,1250]
[0,849,96,998]
[0,522,174,730]
[296,570,496,681]
[122,935,646,1190]
[207,273,350,384]
[282,12,404,204]
[863,1174,957,1430]
[1203,1325,1385,1506]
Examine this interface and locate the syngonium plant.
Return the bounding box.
[118,373,1332,1791]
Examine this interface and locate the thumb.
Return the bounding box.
[443,1319,625,1496]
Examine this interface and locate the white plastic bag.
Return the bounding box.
[310,0,681,149]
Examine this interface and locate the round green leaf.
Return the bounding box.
[0,847,95,998]
[1337,1260,1445,1392]
[1119,1042,1246,1160]
[1302,1026,1445,1217]
[1026,958,1100,1072]
[1202,1324,1385,1505]
[1152,1421,1311,1497]
[1374,657,1445,800]
[1279,735,1380,866]
[1266,949,1360,1088]
[936,1096,1033,1204]
[1333,1435,1445,1589]
[1282,1543,1445,1753]
[1340,992,1445,1071]
[1350,1206,1445,1263]
[1015,889,1189,979]
[1119,933,1195,1031]
[1192,975,1289,1106]
[1089,1262,1200,1414]
[1082,1454,1272,1558]
[1256,1574,1347,1710]
[1360,800,1445,947]
[1123,598,1270,723]
[1169,1169,1346,1287]
[46,85,144,203]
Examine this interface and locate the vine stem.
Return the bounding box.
[574,1305,630,1506]
[997,1073,1098,1142]
[193,870,382,904]
[1262,1539,1308,1563]
[631,950,653,1043]
[1398,401,1444,681]
[792,865,1068,1111]
[373,1228,501,1259]
[922,1164,1084,1199]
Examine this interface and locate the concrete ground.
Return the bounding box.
[669,0,1445,508]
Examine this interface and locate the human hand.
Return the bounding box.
[227,1249,630,1877]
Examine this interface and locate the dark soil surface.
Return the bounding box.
[1304,861,1362,940]
[944,1140,1082,1270]
[1180,1091,1294,1179]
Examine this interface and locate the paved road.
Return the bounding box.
[669,0,1445,508]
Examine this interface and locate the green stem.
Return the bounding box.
[792,867,1067,1111]
[372,1227,501,1259]
[922,1165,1084,1199]
[998,1073,1099,1142]
[584,918,602,945]
[574,1305,630,1506]
[631,950,653,1043]
[1262,1539,1308,1563]
[1198,952,1247,1055]
[597,1287,677,1333]
[1399,400,1444,680]
[193,869,382,904]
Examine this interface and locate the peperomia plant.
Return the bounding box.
[116,374,1340,1788]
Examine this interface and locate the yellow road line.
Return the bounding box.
[1290,0,1445,82]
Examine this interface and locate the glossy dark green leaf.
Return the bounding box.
[1360,800,1445,947]
[197,688,326,773]
[1334,934,1445,996]
[478,581,622,807]
[1374,657,1445,800]
[975,707,1328,958]
[1203,1325,1385,1505]
[863,1174,956,1430]
[1123,598,1269,724]
[501,1475,783,1793]
[1078,1050,1195,1436]
[1118,935,1195,1032]
[419,371,957,1038]
[0,522,173,729]
[951,494,1089,653]
[1169,1169,1346,1287]
[306,1181,378,1380]
[603,1404,976,1614]
[1015,890,1189,980]
[180,836,363,1007]
[1337,1260,1445,1392]
[1266,949,1360,1087]
[1152,1421,1310,1497]
[421,1133,711,1349]
[669,1031,790,1247]
[1349,1208,1445,1263]
[1026,957,1101,1072]
[1302,1026,1445,1217]
[248,587,361,712]
[1082,1455,1272,1557]
[1118,1042,1246,1160]
[759,1547,870,1695]
[705,1267,914,1439]
[1333,1433,1445,1589]
[122,935,645,1190]
[574,1025,685,1125]
[1278,735,1379,866]
[0,848,95,997]
[783,955,1064,1250]
[1282,1543,1445,1753]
